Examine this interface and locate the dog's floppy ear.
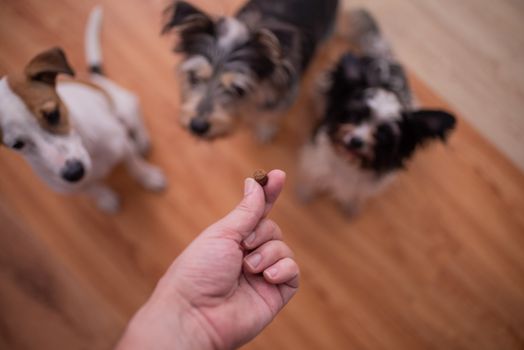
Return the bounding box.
[24,47,75,86]
[162,1,214,35]
[403,109,457,145]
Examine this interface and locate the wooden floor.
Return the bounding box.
[1,1,524,349]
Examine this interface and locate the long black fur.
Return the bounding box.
[323,52,456,175]
[236,0,339,70]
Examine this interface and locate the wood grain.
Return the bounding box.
[0,1,523,349]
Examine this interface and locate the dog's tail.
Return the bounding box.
[85,5,105,75]
[339,8,394,60]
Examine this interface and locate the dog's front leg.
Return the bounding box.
[124,150,167,192]
[296,147,323,203]
[85,183,121,213]
[125,115,152,157]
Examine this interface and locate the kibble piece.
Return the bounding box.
[253,170,268,186]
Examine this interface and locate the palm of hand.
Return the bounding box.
[172,232,284,349]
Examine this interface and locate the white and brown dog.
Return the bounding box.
[0,7,166,213]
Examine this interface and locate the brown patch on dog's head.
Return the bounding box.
[7,47,75,135]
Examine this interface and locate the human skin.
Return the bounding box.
[116,170,299,350]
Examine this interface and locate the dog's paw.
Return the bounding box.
[139,166,167,192]
[96,191,121,214]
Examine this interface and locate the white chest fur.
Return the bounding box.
[57,82,128,181]
[299,129,395,208]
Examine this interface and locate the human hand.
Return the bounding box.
[117,170,299,350]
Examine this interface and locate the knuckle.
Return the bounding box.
[267,220,283,239]
[273,241,293,259]
[262,219,283,240]
[283,257,296,269]
[273,224,283,240]
[282,244,294,259]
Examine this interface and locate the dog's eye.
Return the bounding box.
[43,109,61,126]
[188,71,201,86]
[11,140,26,150]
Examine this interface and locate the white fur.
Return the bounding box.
[218,17,249,51]
[0,6,165,212]
[0,78,91,191]
[55,81,132,182]
[89,74,151,153]
[180,55,212,79]
[349,123,373,143]
[298,128,395,214]
[0,77,166,212]
[366,88,402,122]
[85,5,104,68]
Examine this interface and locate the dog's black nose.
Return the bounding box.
[347,137,364,150]
[190,119,210,136]
[61,160,85,183]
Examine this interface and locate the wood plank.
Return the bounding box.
[0,201,125,350]
[0,1,523,349]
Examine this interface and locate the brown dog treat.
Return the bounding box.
[253,169,268,187]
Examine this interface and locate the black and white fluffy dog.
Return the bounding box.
[298,9,457,215]
[162,0,339,141]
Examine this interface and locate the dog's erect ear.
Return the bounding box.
[255,30,282,62]
[230,29,278,79]
[269,28,296,56]
[244,28,297,83]
[404,109,457,143]
[396,110,456,164]
[162,1,214,35]
[24,47,75,86]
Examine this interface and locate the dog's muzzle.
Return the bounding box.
[61,159,85,183]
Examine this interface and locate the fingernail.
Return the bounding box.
[244,232,256,246]
[266,266,278,278]
[244,178,256,196]
[246,253,262,269]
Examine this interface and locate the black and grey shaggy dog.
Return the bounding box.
[162,0,339,140]
[298,9,457,215]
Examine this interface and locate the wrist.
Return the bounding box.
[116,284,217,350]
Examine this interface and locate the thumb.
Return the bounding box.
[211,178,266,242]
